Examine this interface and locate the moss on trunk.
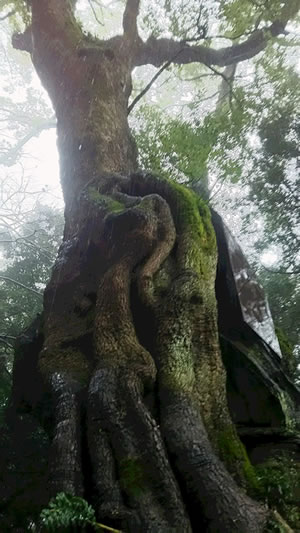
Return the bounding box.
[12,172,271,532]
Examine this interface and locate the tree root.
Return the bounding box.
[14,173,277,531]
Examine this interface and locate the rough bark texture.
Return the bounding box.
[9,1,300,531]
[12,171,268,532]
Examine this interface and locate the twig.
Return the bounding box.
[91,520,123,532]
[128,48,185,114]
[128,61,173,114]
[0,337,14,350]
[204,62,239,109]
[87,0,104,26]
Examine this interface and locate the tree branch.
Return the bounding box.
[135,2,300,68]
[12,26,33,53]
[87,0,104,26]
[0,118,56,166]
[0,335,17,341]
[208,63,238,108]
[0,229,55,261]
[13,0,82,55]
[0,9,16,21]
[0,276,43,297]
[123,0,140,39]
[128,58,176,114]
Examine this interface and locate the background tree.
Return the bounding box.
[0,174,63,373]
[0,0,299,531]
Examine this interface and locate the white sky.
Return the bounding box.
[23,129,62,205]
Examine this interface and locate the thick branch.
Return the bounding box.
[0,9,16,21]
[216,63,237,107]
[12,26,33,53]
[135,4,300,68]
[123,0,140,39]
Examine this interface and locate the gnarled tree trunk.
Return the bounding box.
[11,0,299,531]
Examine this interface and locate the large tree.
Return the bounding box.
[6,1,300,531]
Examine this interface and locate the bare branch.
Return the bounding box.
[0,276,43,297]
[87,0,104,26]
[0,230,55,261]
[123,0,140,39]
[129,44,193,113]
[128,59,174,114]
[0,118,56,166]
[0,334,16,342]
[135,2,300,68]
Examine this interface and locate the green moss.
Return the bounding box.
[147,175,217,284]
[217,427,260,493]
[87,187,125,213]
[119,457,146,498]
[275,326,297,378]
[277,391,295,430]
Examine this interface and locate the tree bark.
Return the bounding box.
[10,1,300,531]
[21,168,267,532]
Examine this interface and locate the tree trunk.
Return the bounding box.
[10,3,271,531]
[23,170,268,532]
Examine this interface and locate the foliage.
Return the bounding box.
[247,62,300,273]
[0,0,31,27]
[258,269,300,383]
[140,0,293,41]
[40,492,96,531]
[0,202,63,348]
[0,200,63,530]
[40,492,122,532]
[256,455,300,530]
[135,105,209,186]
[0,414,49,531]
[0,202,63,441]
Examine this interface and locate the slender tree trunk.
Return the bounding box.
[10,2,274,531]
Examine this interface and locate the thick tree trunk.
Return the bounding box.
[10,3,272,531]
[16,169,268,531]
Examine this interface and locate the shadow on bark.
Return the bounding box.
[9,172,279,532]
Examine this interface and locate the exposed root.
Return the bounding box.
[17,173,274,531]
